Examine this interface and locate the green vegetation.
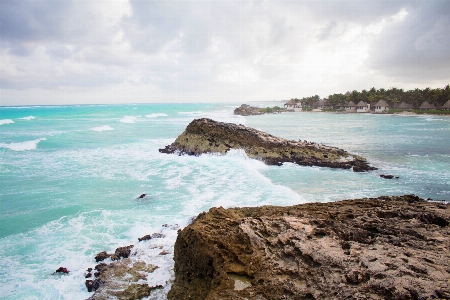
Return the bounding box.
[292,85,450,110]
[259,106,284,113]
[411,109,450,115]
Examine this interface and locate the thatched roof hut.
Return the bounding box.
[419,101,436,110]
[441,99,450,110]
[285,99,296,105]
[397,102,414,110]
[356,101,368,107]
[347,101,356,107]
[374,99,389,107]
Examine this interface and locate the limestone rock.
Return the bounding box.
[168,195,450,300]
[233,104,264,116]
[159,118,376,171]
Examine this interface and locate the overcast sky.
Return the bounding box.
[1,0,449,105]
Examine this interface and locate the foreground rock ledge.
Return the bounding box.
[159,118,376,171]
[168,195,450,300]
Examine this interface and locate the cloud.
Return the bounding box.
[0,0,449,105]
[366,0,450,83]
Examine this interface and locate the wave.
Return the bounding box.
[0,119,14,125]
[120,116,137,123]
[145,113,168,118]
[0,138,46,151]
[20,116,35,120]
[178,111,202,115]
[92,125,114,132]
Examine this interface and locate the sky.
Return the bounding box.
[1,0,449,105]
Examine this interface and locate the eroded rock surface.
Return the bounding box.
[234,104,264,116]
[159,118,376,171]
[168,195,450,300]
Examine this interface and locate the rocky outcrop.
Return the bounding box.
[86,259,161,300]
[234,104,264,116]
[159,118,376,172]
[168,195,450,300]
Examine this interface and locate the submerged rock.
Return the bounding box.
[168,195,450,300]
[53,267,70,274]
[159,118,376,172]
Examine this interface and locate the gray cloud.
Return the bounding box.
[367,0,450,82]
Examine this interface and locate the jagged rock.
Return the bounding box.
[151,233,166,239]
[159,118,376,171]
[95,245,134,262]
[95,251,111,262]
[233,104,264,116]
[53,267,69,274]
[168,195,450,300]
[138,234,152,242]
[87,258,159,299]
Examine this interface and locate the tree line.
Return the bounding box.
[292,85,450,108]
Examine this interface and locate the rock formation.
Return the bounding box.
[233,104,264,116]
[168,195,450,300]
[159,118,376,172]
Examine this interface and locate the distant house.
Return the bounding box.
[293,102,303,112]
[441,99,450,110]
[284,99,297,111]
[345,101,356,112]
[374,99,389,113]
[335,103,346,110]
[344,91,351,97]
[419,101,436,110]
[356,101,370,113]
[396,102,414,110]
[313,100,331,110]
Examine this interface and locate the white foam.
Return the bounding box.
[120,116,137,123]
[0,138,46,151]
[20,116,36,120]
[92,125,114,132]
[178,111,202,115]
[145,113,168,118]
[0,119,14,125]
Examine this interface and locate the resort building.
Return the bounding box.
[284,99,296,111]
[441,100,450,110]
[345,101,356,112]
[373,99,390,113]
[313,100,330,110]
[396,102,414,110]
[419,101,436,110]
[356,101,370,113]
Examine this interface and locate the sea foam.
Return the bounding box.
[92,125,114,132]
[120,116,137,123]
[0,119,14,125]
[145,113,168,118]
[0,138,46,151]
[20,116,36,120]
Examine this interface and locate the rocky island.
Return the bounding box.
[159,118,376,172]
[169,195,450,300]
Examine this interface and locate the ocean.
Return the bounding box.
[0,103,449,299]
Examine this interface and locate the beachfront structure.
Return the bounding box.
[374,99,390,113]
[293,102,303,112]
[356,101,370,113]
[441,100,450,110]
[284,99,296,111]
[396,102,414,110]
[419,101,436,110]
[345,101,356,112]
[313,100,330,110]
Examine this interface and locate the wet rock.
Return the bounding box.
[138,193,146,199]
[159,118,376,172]
[168,195,450,300]
[85,278,104,292]
[95,245,134,262]
[53,267,70,274]
[151,233,166,239]
[138,234,152,242]
[95,251,111,262]
[380,174,399,179]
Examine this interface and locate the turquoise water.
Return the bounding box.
[0,103,449,299]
